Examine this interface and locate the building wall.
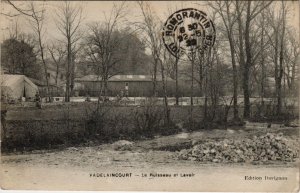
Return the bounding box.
[75,80,205,97]
[39,86,64,97]
[46,69,65,86]
[39,68,65,97]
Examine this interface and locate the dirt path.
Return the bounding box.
[1,126,299,191]
[1,161,299,191]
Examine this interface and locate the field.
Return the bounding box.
[1,119,299,191]
[1,101,299,191]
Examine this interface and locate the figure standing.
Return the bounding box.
[35,92,42,109]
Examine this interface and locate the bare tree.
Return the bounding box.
[1,0,38,17]
[137,1,171,123]
[7,19,20,39]
[208,1,239,120]
[275,1,287,115]
[259,3,266,106]
[161,47,171,124]
[136,2,163,96]
[48,43,66,86]
[235,1,272,118]
[27,2,50,100]
[284,29,300,95]
[264,1,289,115]
[165,51,180,105]
[55,1,83,102]
[85,2,127,100]
[3,1,50,98]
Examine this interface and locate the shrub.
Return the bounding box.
[133,98,164,138]
[85,105,109,139]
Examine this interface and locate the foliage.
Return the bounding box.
[1,38,41,79]
[133,98,164,138]
[83,28,151,76]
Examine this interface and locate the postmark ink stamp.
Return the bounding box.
[162,8,216,57]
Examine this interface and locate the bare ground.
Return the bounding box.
[1,123,299,191]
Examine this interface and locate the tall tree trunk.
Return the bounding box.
[228,36,239,120]
[65,36,71,102]
[243,1,252,118]
[277,2,286,115]
[190,53,195,129]
[152,61,157,96]
[203,49,211,121]
[191,54,194,106]
[37,27,50,102]
[273,1,287,115]
[104,79,108,97]
[274,29,279,114]
[198,52,204,97]
[175,55,179,105]
[55,64,59,87]
[260,9,265,106]
[209,50,217,121]
[236,1,248,118]
[70,53,75,96]
[291,60,296,93]
[159,58,170,124]
[103,70,108,98]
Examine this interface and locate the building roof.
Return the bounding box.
[28,77,58,87]
[76,75,157,82]
[0,74,39,99]
[1,74,24,87]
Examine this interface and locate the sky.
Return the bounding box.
[1,1,206,42]
[1,1,299,45]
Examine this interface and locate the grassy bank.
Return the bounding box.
[2,101,298,152]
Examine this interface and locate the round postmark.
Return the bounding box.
[162,8,216,57]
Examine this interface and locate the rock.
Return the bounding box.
[113,140,134,151]
[113,140,133,146]
[212,159,219,163]
[177,133,298,164]
[176,122,184,129]
[189,157,198,161]
[176,132,189,139]
[67,147,79,151]
[192,139,200,146]
[235,149,243,155]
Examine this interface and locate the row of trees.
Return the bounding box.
[1,1,150,101]
[132,1,299,123]
[205,1,299,119]
[2,1,299,122]
[2,1,82,101]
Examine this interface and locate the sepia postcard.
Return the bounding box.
[0,0,299,192]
